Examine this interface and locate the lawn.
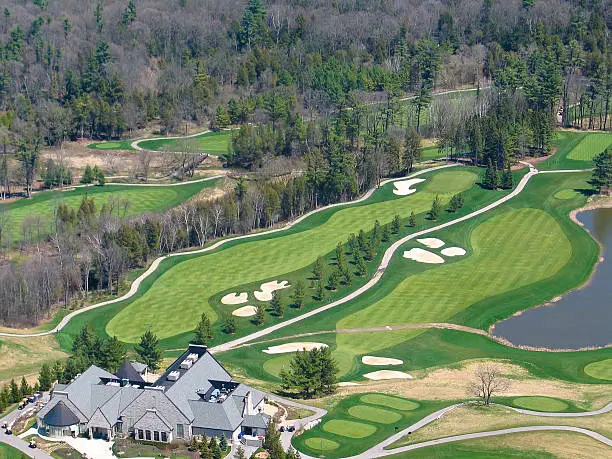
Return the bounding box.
[538,131,612,171]
[88,140,135,150]
[291,393,450,458]
[390,431,607,458]
[137,130,232,155]
[583,358,612,381]
[509,396,569,412]
[0,179,220,243]
[102,167,486,343]
[0,443,26,459]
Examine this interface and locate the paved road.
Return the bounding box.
[0,163,457,339]
[0,394,53,459]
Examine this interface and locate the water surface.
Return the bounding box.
[493,208,612,349]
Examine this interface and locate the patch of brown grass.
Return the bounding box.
[0,335,67,384]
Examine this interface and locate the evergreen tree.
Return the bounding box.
[315,280,325,301]
[194,313,213,345]
[270,291,284,317]
[429,195,442,220]
[222,314,237,334]
[357,229,367,250]
[38,363,53,391]
[403,126,422,172]
[262,420,285,458]
[219,435,228,451]
[326,272,338,291]
[356,254,368,276]
[104,336,126,372]
[280,347,338,398]
[312,256,324,280]
[342,267,352,286]
[19,376,31,397]
[347,233,358,253]
[591,148,612,192]
[501,167,514,189]
[234,446,246,459]
[214,105,230,129]
[209,437,222,459]
[335,242,346,269]
[392,214,401,233]
[254,304,265,325]
[292,280,305,309]
[483,159,500,190]
[448,193,464,212]
[408,211,417,227]
[9,379,19,402]
[365,237,376,260]
[372,220,382,245]
[134,329,162,371]
[382,224,391,242]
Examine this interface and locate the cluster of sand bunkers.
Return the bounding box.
[221,280,291,317]
[403,238,467,264]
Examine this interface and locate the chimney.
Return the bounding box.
[245,391,254,415]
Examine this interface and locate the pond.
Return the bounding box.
[492,207,612,350]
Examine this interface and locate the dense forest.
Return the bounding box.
[0,0,610,327]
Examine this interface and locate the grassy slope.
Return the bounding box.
[292,393,451,458]
[0,443,25,459]
[538,131,612,171]
[0,180,219,242]
[136,130,232,154]
[103,169,481,343]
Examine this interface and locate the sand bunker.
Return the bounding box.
[393,178,426,196]
[221,292,248,305]
[403,248,445,264]
[362,356,404,366]
[338,382,361,387]
[263,342,329,354]
[254,280,291,302]
[363,370,414,380]
[441,247,466,257]
[417,238,445,248]
[232,305,257,317]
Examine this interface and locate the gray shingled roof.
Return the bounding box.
[63,366,116,417]
[130,361,147,374]
[43,401,80,427]
[242,413,269,429]
[116,360,145,383]
[189,398,243,431]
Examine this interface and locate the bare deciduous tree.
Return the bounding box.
[467,364,509,406]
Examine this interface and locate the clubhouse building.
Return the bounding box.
[36,344,269,444]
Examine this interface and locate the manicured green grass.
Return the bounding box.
[0,442,26,459]
[0,180,219,243]
[104,167,482,343]
[322,419,378,438]
[539,131,612,170]
[584,358,612,381]
[88,140,135,150]
[421,146,442,161]
[292,394,451,458]
[137,130,232,154]
[347,405,402,424]
[360,394,419,411]
[510,396,569,412]
[422,170,477,194]
[338,207,572,329]
[554,188,581,200]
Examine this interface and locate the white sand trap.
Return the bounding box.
[362,356,404,366]
[393,178,426,196]
[417,237,445,248]
[254,280,291,301]
[232,305,257,317]
[441,247,467,257]
[221,292,248,305]
[363,370,414,380]
[263,342,329,354]
[338,382,361,387]
[403,248,445,264]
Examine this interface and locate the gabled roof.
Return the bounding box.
[43,401,80,427]
[134,409,173,432]
[189,398,243,432]
[243,413,269,429]
[116,360,145,383]
[63,366,116,417]
[130,361,148,374]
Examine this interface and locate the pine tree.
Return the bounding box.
[214,105,231,129]
[254,304,265,325]
[591,148,612,192]
[501,167,514,189]
[448,193,464,212]
[194,313,213,345]
[365,237,376,260]
[382,224,391,242]
[270,292,284,317]
[335,242,346,269]
[429,195,442,220]
[408,211,416,227]
[392,214,401,233]
[263,419,285,458]
[209,437,222,459]
[347,233,358,252]
[292,280,305,309]
[219,435,228,451]
[19,376,30,397]
[326,272,338,291]
[104,336,126,372]
[342,267,352,286]
[38,363,53,391]
[81,165,94,184]
[135,329,162,371]
[222,314,237,334]
[356,254,368,276]
[483,159,500,190]
[234,446,246,459]
[313,256,324,280]
[315,280,325,301]
[358,229,367,250]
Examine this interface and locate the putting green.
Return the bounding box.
[262,354,293,378]
[303,437,340,451]
[422,170,478,194]
[322,419,377,438]
[583,358,612,381]
[511,396,569,412]
[347,405,402,424]
[566,132,612,160]
[360,394,419,411]
[339,208,572,328]
[90,141,122,149]
[137,130,232,154]
[554,189,581,200]
[107,168,475,342]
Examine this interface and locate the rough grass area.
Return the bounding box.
[584,358,612,381]
[103,167,483,343]
[391,430,609,458]
[0,336,68,384]
[360,394,420,411]
[137,130,232,155]
[1,180,220,243]
[0,442,26,459]
[539,131,612,170]
[510,396,569,412]
[292,394,449,458]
